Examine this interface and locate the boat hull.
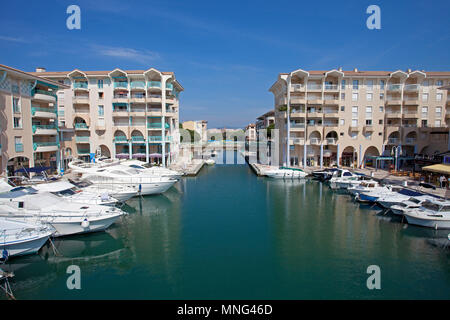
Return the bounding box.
[1,233,51,257]
[404,213,450,229]
[50,213,123,237]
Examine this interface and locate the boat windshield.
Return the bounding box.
[129,165,145,170]
[422,202,442,212]
[409,198,422,204]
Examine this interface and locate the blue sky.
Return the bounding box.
[1,0,449,128]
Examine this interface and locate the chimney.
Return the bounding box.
[35,67,46,73]
[353,68,358,72]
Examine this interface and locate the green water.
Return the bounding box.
[3,154,450,299]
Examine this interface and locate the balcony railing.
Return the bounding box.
[130,81,145,89]
[15,143,24,152]
[77,149,90,154]
[404,84,419,91]
[388,138,399,145]
[324,84,338,90]
[114,82,128,89]
[114,136,128,143]
[32,89,57,98]
[307,84,322,90]
[148,136,162,142]
[31,107,57,115]
[74,123,89,129]
[131,136,145,142]
[405,138,417,145]
[326,138,337,145]
[33,142,58,151]
[147,81,161,88]
[75,136,90,143]
[290,123,305,128]
[73,82,88,89]
[388,84,402,91]
[291,84,304,91]
[310,138,321,144]
[292,138,304,144]
[32,124,57,133]
[113,94,128,99]
[166,83,174,90]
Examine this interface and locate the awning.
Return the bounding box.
[15,166,51,173]
[422,164,450,175]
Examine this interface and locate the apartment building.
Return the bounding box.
[245,123,257,141]
[269,68,450,168]
[31,68,183,168]
[0,64,68,175]
[182,120,208,143]
[256,110,275,132]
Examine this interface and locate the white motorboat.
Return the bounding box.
[265,167,307,179]
[0,188,125,237]
[31,181,118,206]
[403,198,450,229]
[347,180,380,196]
[356,185,403,203]
[390,196,435,216]
[328,169,359,189]
[119,160,183,179]
[205,159,215,165]
[70,179,137,202]
[0,218,54,258]
[79,165,177,196]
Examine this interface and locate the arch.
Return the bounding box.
[325,130,338,139]
[130,129,145,138]
[64,147,73,157]
[114,129,127,138]
[309,130,322,140]
[73,116,88,126]
[341,146,357,167]
[363,146,380,158]
[98,144,111,158]
[388,131,400,139]
[108,68,128,78]
[144,68,162,81]
[405,131,417,139]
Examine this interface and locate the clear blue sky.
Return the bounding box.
[1,0,449,128]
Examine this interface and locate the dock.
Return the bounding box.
[170,159,206,176]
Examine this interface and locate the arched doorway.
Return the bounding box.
[341,146,357,167]
[97,145,111,158]
[7,156,30,184]
[363,146,380,168]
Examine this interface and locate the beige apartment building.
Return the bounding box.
[245,123,257,141]
[31,68,183,168]
[269,68,450,168]
[182,120,208,143]
[0,64,68,175]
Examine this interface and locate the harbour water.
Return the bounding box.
[2,152,450,299]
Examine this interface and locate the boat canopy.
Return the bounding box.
[14,166,51,174]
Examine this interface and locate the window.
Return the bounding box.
[366,106,373,120]
[353,80,359,90]
[380,93,384,100]
[366,80,374,90]
[350,131,358,139]
[340,106,345,112]
[366,93,373,101]
[380,80,385,90]
[340,119,345,125]
[98,105,104,117]
[341,80,346,90]
[379,119,383,125]
[435,120,441,127]
[421,106,428,118]
[436,93,443,101]
[98,79,103,89]
[364,132,372,140]
[13,117,22,128]
[98,92,104,99]
[379,106,384,112]
[422,80,429,87]
[12,97,21,113]
[340,132,344,136]
[436,80,443,87]
[422,93,428,102]
[352,93,358,101]
[436,107,442,118]
[341,93,345,100]
[352,107,358,127]
[422,120,428,127]
[366,119,373,125]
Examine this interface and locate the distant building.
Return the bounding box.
[245,123,257,141]
[182,120,208,143]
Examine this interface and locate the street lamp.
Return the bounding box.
[391,146,402,171]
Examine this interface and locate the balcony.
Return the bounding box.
[386,97,402,105]
[403,98,419,105]
[75,136,90,143]
[291,110,306,118]
[323,98,339,105]
[148,136,163,142]
[290,123,305,131]
[349,125,359,132]
[32,89,57,103]
[130,81,145,89]
[32,124,57,135]
[148,122,169,129]
[131,136,146,143]
[386,111,402,119]
[33,142,59,152]
[306,97,323,104]
[307,112,322,118]
[291,138,305,145]
[326,138,337,145]
[363,125,374,132]
[290,97,306,104]
[290,84,305,92]
[112,94,129,103]
[74,123,89,130]
[324,84,339,91]
[323,110,339,118]
[15,143,24,153]
[387,138,399,145]
[403,111,419,118]
[77,148,90,155]
[147,94,162,103]
[72,95,90,104]
[31,107,57,118]
[113,82,128,89]
[404,84,419,92]
[404,138,417,145]
[307,83,322,91]
[387,84,402,92]
[166,83,174,91]
[147,81,161,90]
[147,108,163,116]
[73,82,88,90]
[309,138,321,145]
[114,136,129,144]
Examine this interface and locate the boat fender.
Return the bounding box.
[81,218,90,228]
[448,234,450,241]
[139,184,142,194]
[1,249,8,261]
